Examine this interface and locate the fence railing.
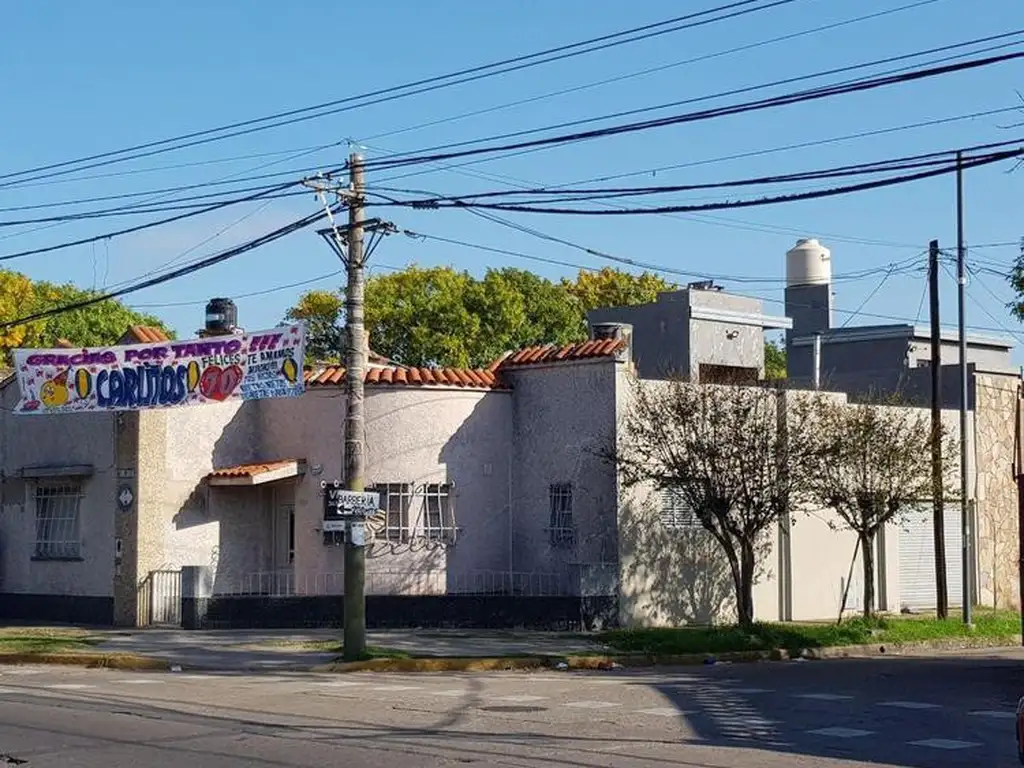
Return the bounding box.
[137,569,182,626]
[212,564,619,598]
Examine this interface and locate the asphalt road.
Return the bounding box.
[1,651,1024,767]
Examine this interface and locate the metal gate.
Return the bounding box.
[898,506,964,611]
[137,569,182,626]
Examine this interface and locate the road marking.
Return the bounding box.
[733,688,773,694]
[794,693,853,701]
[312,681,365,688]
[495,695,548,703]
[112,679,160,685]
[969,710,1016,720]
[3,669,43,675]
[879,701,940,710]
[373,685,421,692]
[637,707,689,717]
[909,739,981,750]
[47,684,93,690]
[565,700,621,709]
[0,687,20,694]
[808,727,874,738]
[430,689,466,697]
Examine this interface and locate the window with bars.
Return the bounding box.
[661,488,700,530]
[548,483,574,547]
[423,483,454,541]
[33,482,83,559]
[372,483,412,542]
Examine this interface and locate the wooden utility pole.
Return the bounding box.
[928,239,948,619]
[343,153,368,660]
[955,151,973,626]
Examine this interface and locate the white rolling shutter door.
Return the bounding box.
[898,505,964,611]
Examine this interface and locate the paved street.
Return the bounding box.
[1,652,1023,766]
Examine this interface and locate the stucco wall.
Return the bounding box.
[138,401,260,597]
[259,386,513,595]
[973,372,1019,610]
[0,381,116,599]
[505,360,620,592]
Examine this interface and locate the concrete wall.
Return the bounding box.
[259,386,513,595]
[505,360,620,591]
[613,382,969,626]
[973,371,1020,610]
[0,380,117,615]
[589,296,689,379]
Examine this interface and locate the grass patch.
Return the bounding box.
[245,638,410,659]
[597,609,1021,656]
[0,628,100,655]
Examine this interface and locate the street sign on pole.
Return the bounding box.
[322,481,379,531]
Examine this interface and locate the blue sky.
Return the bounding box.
[1,0,1022,358]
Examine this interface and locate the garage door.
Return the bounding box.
[898,505,964,611]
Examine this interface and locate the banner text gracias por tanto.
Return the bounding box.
[13,324,306,414]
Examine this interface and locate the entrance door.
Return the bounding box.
[270,500,295,595]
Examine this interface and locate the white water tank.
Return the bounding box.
[786,238,832,287]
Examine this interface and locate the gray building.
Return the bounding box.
[783,238,1015,406]
[587,283,791,382]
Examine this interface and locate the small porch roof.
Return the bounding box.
[207,459,306,487]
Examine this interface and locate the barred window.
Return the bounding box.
[34,483,82,559]
[423,483,454,541]
[548,483,574,547]
[372,483,412,542]
[661,488,700,530]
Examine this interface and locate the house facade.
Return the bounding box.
[0,249,1020,629]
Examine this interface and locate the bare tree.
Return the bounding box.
[613,377,818,627]
[808,396,958,617]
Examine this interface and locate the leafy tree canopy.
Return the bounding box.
[0,271,171,362]
[285,264,785,374]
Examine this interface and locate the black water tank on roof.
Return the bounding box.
[205,298,237,336]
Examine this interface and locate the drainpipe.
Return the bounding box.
[812,333,822,390]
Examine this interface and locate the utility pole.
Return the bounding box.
[928,239,948,619]
[304,154,394,661]
[956,151,973,627]
[343,153,368,659]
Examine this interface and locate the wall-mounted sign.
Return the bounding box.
[12,324,306,415]
[322,481,379,532]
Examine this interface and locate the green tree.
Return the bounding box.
[0,271,171,363]
[563,266,675,311]
[764,339,787,379]
[284,289,344,363]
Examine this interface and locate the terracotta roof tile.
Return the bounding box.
[209,459,300,478]
[122,325,171,344]
[303,364,507,390]
[496,339,627,369]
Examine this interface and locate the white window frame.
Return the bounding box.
[548,483,575,547]
[661,488,700,530]
[33,481,83,560]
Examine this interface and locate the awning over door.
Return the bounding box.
[207,459,306,487]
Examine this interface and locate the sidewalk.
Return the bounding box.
[91,628,610,671]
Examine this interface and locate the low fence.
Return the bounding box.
[212,566,617,599]
[193,564,620,631]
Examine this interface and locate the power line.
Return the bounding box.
[372,139,1021,207]
[361,42,1024,171]
[0,180,305,263]
[0,206,337,331]
[0,1,799,187]
[375,146,1024,216]
[363,0,943,145]
[132,268,344,309]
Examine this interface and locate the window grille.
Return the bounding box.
[661,488,700,530]
[548,483,575,547]
[34,482,82,559]
[372,483,413,542]
[423,483,453,541]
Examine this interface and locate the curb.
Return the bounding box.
[0,652,171,671]
[315,635,1024,673]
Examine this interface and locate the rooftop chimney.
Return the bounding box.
[591,321,633,362]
